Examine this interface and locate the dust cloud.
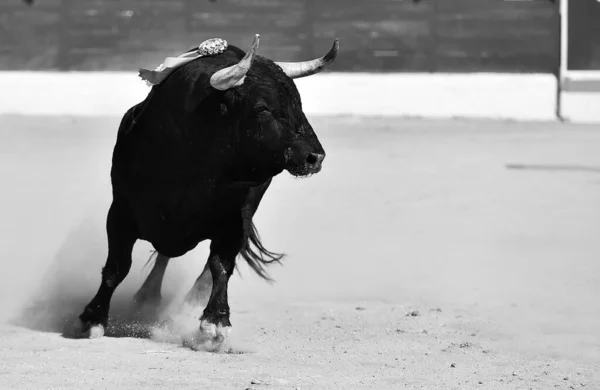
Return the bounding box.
[7,209,209,343]
[6,206,254,352]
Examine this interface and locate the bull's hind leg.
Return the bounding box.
[71,200,137,338]
[182,261,212,308]
[134,253,212,313]
[133,252,170,308]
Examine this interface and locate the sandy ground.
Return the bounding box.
[0,115,599,389]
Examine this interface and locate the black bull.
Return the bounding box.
[71,35,339,344]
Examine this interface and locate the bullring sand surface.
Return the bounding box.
[0,115,599,389]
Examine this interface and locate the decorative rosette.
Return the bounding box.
[197,38,228,56]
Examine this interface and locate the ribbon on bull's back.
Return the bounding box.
[138,38,228,86]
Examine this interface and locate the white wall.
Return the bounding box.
[560,92,600,123]
[0,71,591,123]
[297,73,558,122]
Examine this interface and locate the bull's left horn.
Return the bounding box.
[210,34,260,90]
[275,39,339,79]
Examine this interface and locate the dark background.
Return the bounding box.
[567,0,600,71]
[1,0,595,73]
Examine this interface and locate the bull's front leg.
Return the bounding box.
[194,220,244,347]
[71,199,137,338]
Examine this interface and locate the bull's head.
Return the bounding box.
[155,34,339,179]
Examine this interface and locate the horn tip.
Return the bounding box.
[324,39,340,64]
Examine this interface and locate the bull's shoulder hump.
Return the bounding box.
[117,102,145,137]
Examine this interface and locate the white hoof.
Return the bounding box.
[89,324,105,339]
[199,320,231,341]
[216,324,231,340]
[184,320,232,352]
[199,320,218,339]
[71,318,105,339]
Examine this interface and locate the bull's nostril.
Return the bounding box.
[306,153,319,165]
[305,153,325,170]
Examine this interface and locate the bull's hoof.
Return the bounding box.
[70,318,105,339]
[183,320,231,352]
[200,319,231,341]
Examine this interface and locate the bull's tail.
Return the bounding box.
[239,219,284,282]
[141,250,159,273]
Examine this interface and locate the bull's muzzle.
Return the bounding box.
[305,153,325,174]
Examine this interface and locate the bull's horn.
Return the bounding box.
[210,34,260,90]
[275,39,339,79]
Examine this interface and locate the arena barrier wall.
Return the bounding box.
[0,71,595,123]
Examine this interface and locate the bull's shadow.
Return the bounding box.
[10,215,198,339]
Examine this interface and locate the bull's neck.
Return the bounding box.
[138,103,281,187]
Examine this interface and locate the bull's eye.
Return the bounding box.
[253,104,270,116]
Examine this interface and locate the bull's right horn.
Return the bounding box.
[275,39,339,79]
[210,34,260,90]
